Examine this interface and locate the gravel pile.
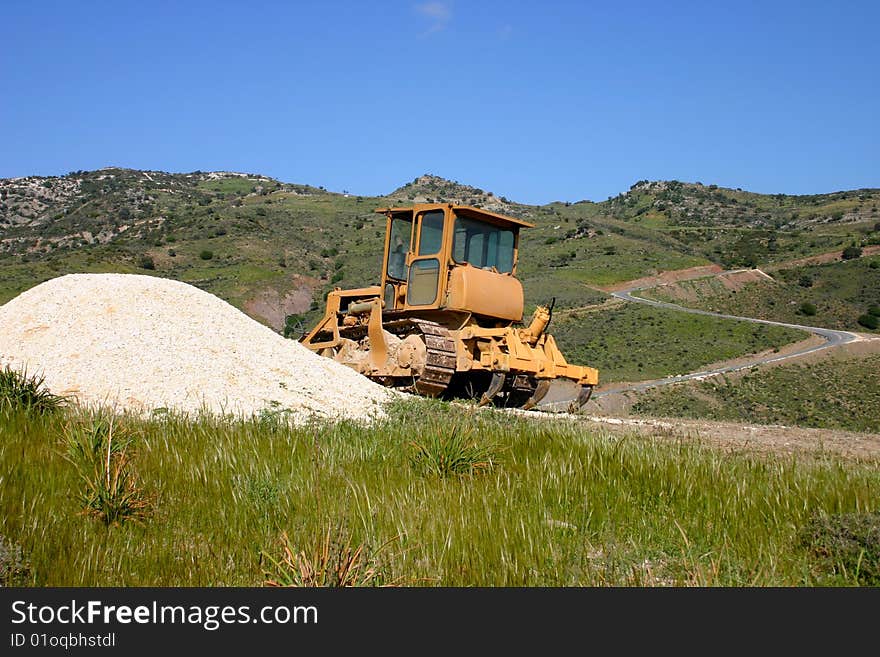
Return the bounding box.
[0,273,397,423]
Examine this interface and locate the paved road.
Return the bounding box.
[540,277,861,409]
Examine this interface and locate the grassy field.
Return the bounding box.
[630,354,880,433]
[642,255,880,333]
[2,392,879,587]
[550,303,807,383]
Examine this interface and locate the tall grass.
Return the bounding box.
[1,398,878,586]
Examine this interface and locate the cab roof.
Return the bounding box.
[374,203,535,229]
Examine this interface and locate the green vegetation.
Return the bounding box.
[842,245,863,260]
[1,398,878,586]
[0,534,32,586]
[62,415,152,526]
[551,303,806,383]
[642,256,880,332]
[0,366,67,414]
[3,169,879,339]
[631,354,880,433]
[262,524,400,587]
[800,511,880,586]
[799,301,817,316]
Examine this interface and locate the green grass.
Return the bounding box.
[630,353,880,433]
[643,255,880,332]
[551,302,807,383]
[2,398,878,586]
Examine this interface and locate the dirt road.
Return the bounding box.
[529,253,880,457]
[538,275,863,411]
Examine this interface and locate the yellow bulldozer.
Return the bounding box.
[301,203,599,411]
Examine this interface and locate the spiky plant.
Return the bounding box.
[62,415,151,526]
[408,425,500,478]
[0,365,67,414]
[262,525,400,587]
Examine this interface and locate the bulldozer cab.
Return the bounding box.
[377,204,533,322]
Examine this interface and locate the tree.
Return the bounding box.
[857,314,878,330]
[199,250,213,260]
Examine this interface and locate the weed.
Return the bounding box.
[62,415,152,526]
[408,425,500,478]
[800,511,880,585]
[0,535,32,586]
[0,365,67,414]
[261,524,400,587]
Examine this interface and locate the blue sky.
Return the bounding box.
[2,1,878,204]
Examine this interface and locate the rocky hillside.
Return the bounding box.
[1,168,878,332]
[604,179,880,229]
[386,174,524,216]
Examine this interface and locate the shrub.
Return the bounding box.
[842,245,863,260]
[857,314,878,330]
[869,304,880,317]
[800,511,880,585]
[0,535,32,586]
[798,275,813,288]
[199,250,213,260]
[138,255,155,270]
[799,302,817,316]
[283,314,304,339]
[0,366,66,414]
[330,271,344,284]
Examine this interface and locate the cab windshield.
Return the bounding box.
[452,215,515,273]
[386,215,412,280]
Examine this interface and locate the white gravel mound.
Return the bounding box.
[0,273,397,423]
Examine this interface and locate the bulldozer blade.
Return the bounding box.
[521,379,551,411]
[478,372,506,407]
[567,385,594,413]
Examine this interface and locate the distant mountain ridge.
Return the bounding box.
[1,167,878,332]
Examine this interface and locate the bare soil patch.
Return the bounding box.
[601,264,723,292]
[243,274,320,330]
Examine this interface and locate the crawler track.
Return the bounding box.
[409,319,457,397]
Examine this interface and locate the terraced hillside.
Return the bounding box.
[641,253,880,333]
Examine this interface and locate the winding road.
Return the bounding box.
[540,273,863,409]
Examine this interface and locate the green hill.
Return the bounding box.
[2,168,877,383]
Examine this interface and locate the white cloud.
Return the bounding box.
[415,2,452,34]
